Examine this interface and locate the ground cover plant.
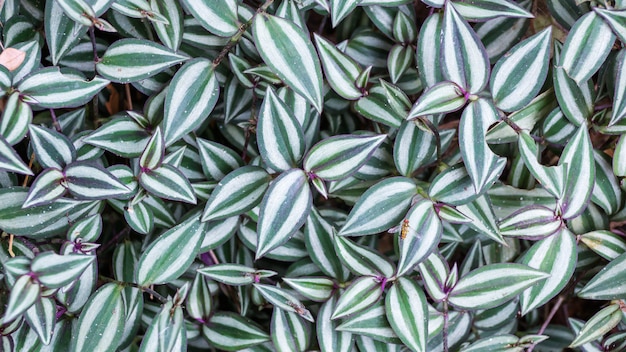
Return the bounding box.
[2,0,626,350]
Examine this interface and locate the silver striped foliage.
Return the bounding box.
[331,276,383,320]
[257,88,305,171]
[30,251,94,289]
[139,164,197,204]
[198,263,275,286]
[64,161,130,200]
[448,263,549,310]
[23,297,56,346]
[202,312,270,351]
[23,167,66,208]
[70,283,125,352]
[304,134,386,181]
[314,33,362,100]
[271,307,312,351]
[0,92,31,146]
[580,230,626,261]
[2,275,40,324]
[578,251,626,300]
[135,214,205,286]
[150,0,183,51]
[441,3,490,94]
[560,11,615,84]
[490,27,551,112]
[138,298,184,352]
[180,0,238,37]
[451,0,533,21]
[570,304,622,348]
[518,130,566,199]
[417,13,444,87]
[96,38,189,83]
[253,283,314,322]
[317,295,354,352]
[459,99,506,194]
[396,199,442,277]
[256,168,312,259]
[282,277,334,302]
[559,126,595,219]
[305,207,350,281]
[197,138,244,181]
[338,177,416,237]
[253,13,323,112]
[202,166,270,222]
[139,127,164,170]
[591,150,622,215]
[499,205,561,239]
[336,301,402,344]
[518,228,577,315]
[407,81,466,119]
[83,116,150,158]
[385,277,428,352]
[334,235,395,277]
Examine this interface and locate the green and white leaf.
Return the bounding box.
[407,81,465,119]
[580,230,626,261]
[198,263,275,286]
[253,283,314,322]
[28,124,76,169]
[332,276,383,320]
[334,235,395,277]
[490,27,551,112]
[83,116,150,158]
[317,295,354,352]
[385,277,428,352]
[31,251,95,288]
[2,275,40,323]
[305,207,349,281]
[559,126,595,219]
[139,164,197,204]
[64,161,130,200]
[451,0,533,21]
[0,93,32,146]
[578,252,626,299]
[314,34,362,100]
[336,301,401,344]
[253,13,323,112]
[203,312,270,351]
[499,205,560,239]
[197,138,244,181]
[283,277,335,302]
[23,167,66,208]
[570,304,622,347]
[271,307,311,352]
[448,263,550,310]
[256,168,312,259]
[180,0,238,37]
[135,214,204,286]
[518,131,566,198]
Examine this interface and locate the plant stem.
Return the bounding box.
[50,108,62,133]
[89,26,99,63]
[527,295,565,352]
[212,0,275,67]
[99,275,168,303]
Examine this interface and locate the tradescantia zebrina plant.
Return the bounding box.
[4,0,626,351]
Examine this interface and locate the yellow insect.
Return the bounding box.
[400,219,410,240]
[286,301,307,315]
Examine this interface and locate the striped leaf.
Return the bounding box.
[162,58,219,146]
[451,0,533,21]
[396,199,442,277]
[518,131,566,198]
[596,8,626,43]
[610,50,626,126]
[45,0,88,65]
[253,13,323,112]
[499,205,560,239]
[83,116,150,158]
[519,228,577,315]
[139,127,164,170]
[428,163,479,206]
[23,168,66,208]
[96,38,188,83]
[591,150,622,215]
[338,177,417,237]
[198,264,275,286]
[305,207,349,281]
[570,304,622,348]
[553,62,594,127]
[24,296,56,345]
[65,161,130,200]
[578,252,626,300]
[67,214,102,242]
[336,301,401,344]
[388,44,412,84]
[330,0,358,27]
[150,0,183,51]
[317,295,354,352]
[135,214,204,286]
[111,0,167,22]
[199,215,238,251]
[203,312,270,351]
[197,138,244,181]
[0,93,31,146]
[271,307,311,351]
[304,134,386,181]
[385,277,428,352]
[139,299,184,352]
[113,240,139,282]
[18,67,108,108]
[0,135,32,175]
[560,11,615,84]
[202,166,270,222]
[334,235,395,277]
[283,277,334,302]
[253,283,314,322]
[459,99,506,193]
[463,335,543,352]
[257,88,305,171]
[490,27,551,112]
[71,283,125,352]
[457,195,504,244]
[187,273,212,322]
[125,201,153,235]
[29,124,75,169]
[442,3,490,94]
[407,81,466,119]
[559,126,594,219]
[314,34,362,100]
[332,276,383,320]
[139,164,196,204]
[355,84,406,128]
[448,263,549,310]
[0,187,97,238]
[181,0,238,37]
[3,275,40,323]
[54,0,95,26]
[393,120,438,177]
[475,0,531,63]
[417,13,444,88]
[256,169,312,259]
[580,230,626,260]
[30,251,94,288]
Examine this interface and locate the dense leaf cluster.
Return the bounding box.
[1,0,626,351]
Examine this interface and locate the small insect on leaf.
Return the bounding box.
[401,219,410,240]
[286,300,308,315]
